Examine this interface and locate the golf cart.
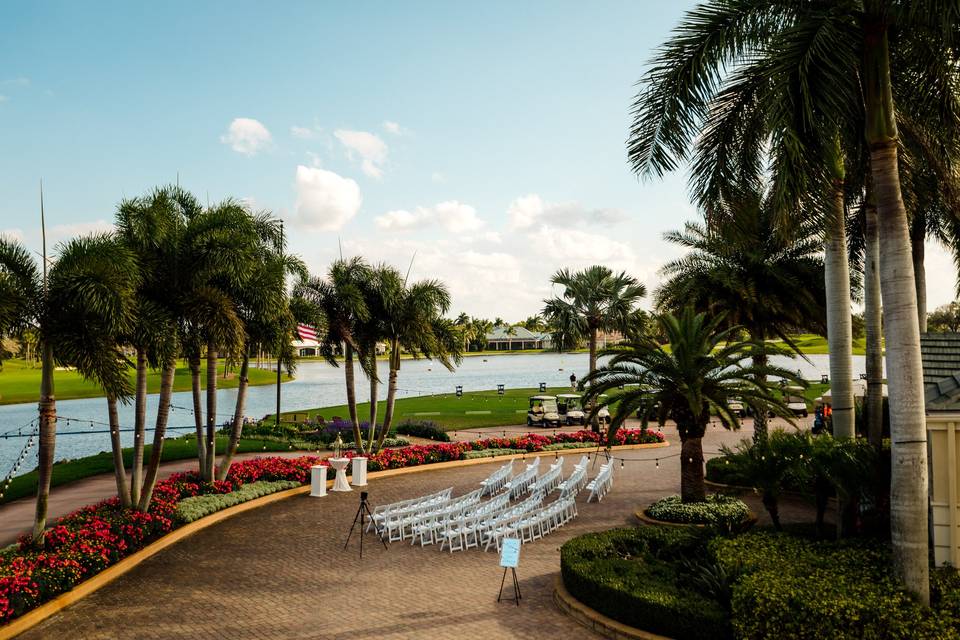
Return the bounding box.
[729,398,747,418]
[785,394,809,417]
[527,395,562,428]
[556,393,586,425]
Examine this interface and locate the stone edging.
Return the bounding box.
[634,507,758,529]
[553,575,673,640]
[0,440,669,639]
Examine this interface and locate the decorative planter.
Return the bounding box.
[635,505,758,529]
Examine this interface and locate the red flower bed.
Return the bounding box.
[0,428,663,625]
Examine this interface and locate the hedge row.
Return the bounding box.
[174,480,301,523]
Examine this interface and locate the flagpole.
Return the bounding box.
[276,220,283,428]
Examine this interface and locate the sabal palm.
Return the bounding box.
[583,308,797,503]
[627,0,959,601]
[375,276,463,451]
[657,189,826,440]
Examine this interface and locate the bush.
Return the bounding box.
[561,527,731,640]
[462,448,525,459]
[395,420,451,442]
[175,480,300,523]
[710,532,960,639]
[645,494,750,528]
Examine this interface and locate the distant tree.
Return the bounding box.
[928,302,960,334]
[521,315,546,332]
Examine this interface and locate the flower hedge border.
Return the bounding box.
[0,429,667,636]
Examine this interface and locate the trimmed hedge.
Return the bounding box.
[710,532,960,639]
[561,527,731,640]
[174,480,300,523]
[394,420,451,442]
[462,448,526,460]
[646,494,750,527]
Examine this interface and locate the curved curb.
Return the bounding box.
[553,575,674,640]
[1,440,669,639]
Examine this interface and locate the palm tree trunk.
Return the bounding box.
[107,394,131,508]
[824,183,856,438]
[130,347,147,505]
[204,343,218,481]
[911,219,927,332]
[761,492,781,531]
[679,431,705,503]
[216,350,249,482]
[865,198,884,449]
[32,341,56,544]
[588,327,600,433]
[376,348,401,452]
[751,329,768,443]
[138,361,175,510]
[367,344,378,453]
[344,344,362,450]
[865,23,929,604]
[189,355,206,473]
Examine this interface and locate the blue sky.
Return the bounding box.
[1,1,954,318]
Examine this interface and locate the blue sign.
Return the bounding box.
[500,538,521,568]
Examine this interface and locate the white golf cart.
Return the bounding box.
[595,394,612,425]
[556,393,586,425]
[527,395,562,428]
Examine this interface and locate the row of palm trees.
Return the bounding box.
[627,0,959,603]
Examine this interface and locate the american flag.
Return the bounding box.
[296,323,318,342]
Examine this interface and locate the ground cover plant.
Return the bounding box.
[645,494,750,528]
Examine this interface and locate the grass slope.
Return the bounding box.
[0,358,289,406]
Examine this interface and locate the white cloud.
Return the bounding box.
[293,165,362,231]
[508,193,628,230]
[431,171,445,183]
[375,200,483,233]
[383,120,406,135]
[4,77,29,87]
[220,118,272,156]
[334,129,388,178]
[291,124,323,140]
[49,220,115,244]
[305,151,323,167]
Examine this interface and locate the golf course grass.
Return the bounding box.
[0,358,289,406]
[283,382,833,432]
[0,436,304,505]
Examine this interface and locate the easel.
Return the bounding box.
[497,567,521,606]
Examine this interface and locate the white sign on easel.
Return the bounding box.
[497,538,522,605]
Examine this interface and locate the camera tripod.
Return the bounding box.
[344,491,388,559]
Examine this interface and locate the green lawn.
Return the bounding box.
[0,358,289,406]
[0,436,304,505]
[771,334,868,355]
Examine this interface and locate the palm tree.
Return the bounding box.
[295,257,373,449]
[657,188,826,441]
[374,276,463,451]
[543,265,646,431]
[583,308,796,502]
[626,1,959,600]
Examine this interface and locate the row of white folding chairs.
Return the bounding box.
[410,491,511,547]
[477,491,546,551]
[497,495,579,547]
[436,489,544,553]
[381,488,483,541]
[480,462,513,496]
[369,489,454,533]
[529,459,564,494]
[558,466,587,499]
[372,486,451,517]
[586,464,614,502]
[505,461,540,499]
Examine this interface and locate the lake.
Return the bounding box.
[0,351,869,474]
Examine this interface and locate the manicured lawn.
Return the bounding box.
[771,333,868,355]
[0,436,302,505]
[0,358,289,406]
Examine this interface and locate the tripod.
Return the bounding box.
[344,492,388,559]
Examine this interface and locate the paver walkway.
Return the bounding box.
[15,419,821,640]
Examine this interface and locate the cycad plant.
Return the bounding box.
[583,308,797,502]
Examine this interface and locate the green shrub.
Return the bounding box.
[710,532,960,639]
[561,527,731,640]
[463,448,524,459]
[174,480,300,523]
[542,442,596,451]
[645,494,750,528]
[395,420,450,442]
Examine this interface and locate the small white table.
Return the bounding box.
[328,457,352,492]
[310,464,327,497]
[351,456,368,487]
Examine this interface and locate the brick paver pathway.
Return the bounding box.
[16,419,818,639]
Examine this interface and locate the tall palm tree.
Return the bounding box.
[374,277,463,451]
[295,257,373,449]
[627,1,959,600]
[583,308,796,502]
[543,265,646,431]
[657,188,826,441]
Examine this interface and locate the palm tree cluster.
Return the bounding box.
[295,258,463,454]
[629,0,959,602]
[0,185,304,543]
